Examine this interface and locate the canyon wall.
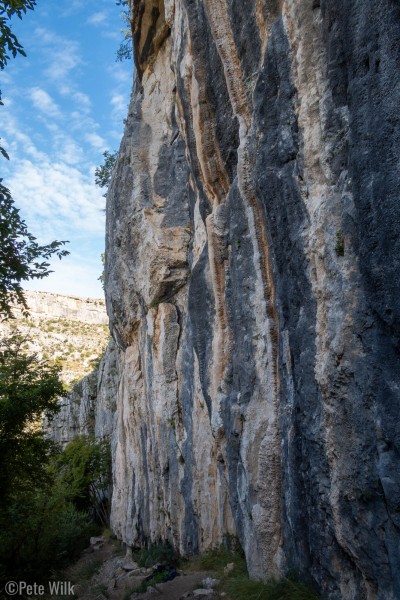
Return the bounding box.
[0,291,109,384]
[44,339,118,446]
[21,291,108,325]
[50,1,400,598]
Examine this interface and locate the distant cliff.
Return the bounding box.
[21,291,108,325]
[48,1,400,599]
[0,291,109,385]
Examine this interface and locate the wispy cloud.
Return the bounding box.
[107,63,132,84]
[2,107,105,300]
[110,93,128,123]
[57,86,92,117]
[29,87,62,118]
[87,11,108,25]
[69,111,104,145]
[85,132,107,151]
[73,91,92,111]
[1,0,131,298]
[7,158,105,237]
[34,28,82,82]
[2,117,104,236]
[1,71,13,85]
[45,46,82,81]
[2,115,47,161]
[60,0,86,18]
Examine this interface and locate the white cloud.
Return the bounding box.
[45,46,82,81]
[58,85,92,113]
[7,158,105,238]
[1,71,13,85]
[1,110,106,298]
[87,11,108,25]
[60,0,86,18]
[68,112,105,150]
[34,28,82,82]
[29,87,62,118]
[23,257,105,299]
[111,93,128,123]
[73,91,92,111]
[107,63,132,84]
[57,138,85,165]
[1,115,47,162]
[85,132,107,151]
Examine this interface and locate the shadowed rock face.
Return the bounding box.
[52,1,400,598]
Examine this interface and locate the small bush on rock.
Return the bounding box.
[134,542,178,568]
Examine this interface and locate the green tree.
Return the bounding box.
[0,0,36,70]
[95,151,117,288]
[115,0,132,62]
[0,341,109,583]
[94,150,118,193]
[98,251,105,289]
[1,1,37,157]
[0,334,65,506]
[0,184,69,319]
[56,435,112,527]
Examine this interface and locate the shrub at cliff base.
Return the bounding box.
[0,435,111,584]
[0,338,110,584]
[0,489,95,584]
[54,435,112,528]
[186,549,321,600]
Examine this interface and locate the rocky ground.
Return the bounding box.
[59,536,225,600]
[49,533,320,600]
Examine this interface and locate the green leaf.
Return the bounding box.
[0,146,9,160]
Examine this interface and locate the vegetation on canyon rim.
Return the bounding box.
[3,314,110,387]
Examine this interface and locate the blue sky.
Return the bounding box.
[1,0,132,298]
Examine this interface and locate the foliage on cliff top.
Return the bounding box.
[115,0,132,62]
[95,150,118,194]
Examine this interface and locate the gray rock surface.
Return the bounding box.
[45,338,118,446]
[47,1,400,598]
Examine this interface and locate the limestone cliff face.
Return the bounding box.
[44,339,118,446]
[60,1,400,598]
